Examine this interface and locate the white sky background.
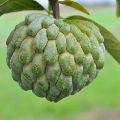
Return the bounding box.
[35,0,48,9]
[35,0,115,9]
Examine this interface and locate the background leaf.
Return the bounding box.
[66,15,120,63]
[116,0,120,17]
[59,0,90,15]
[0,0,45,16]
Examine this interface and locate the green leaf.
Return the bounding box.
[59,0,90,15]
[0,0,45,16]
[65,15,120,63]
[116,0,120,17]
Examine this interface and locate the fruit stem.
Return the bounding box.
[49,0,60,19]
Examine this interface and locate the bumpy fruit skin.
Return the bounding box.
[6,13,105,102]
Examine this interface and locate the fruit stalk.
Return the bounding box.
[49,0,60,19]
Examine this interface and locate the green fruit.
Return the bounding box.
[6,13,105,102]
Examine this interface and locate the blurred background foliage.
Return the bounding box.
[0,0,120,120]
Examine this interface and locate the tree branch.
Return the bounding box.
[49,0,60,19]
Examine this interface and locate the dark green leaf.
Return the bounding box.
[116,0,120,17]
[0,0,45,16]
[59,0,90,15]
[66,15,120,63]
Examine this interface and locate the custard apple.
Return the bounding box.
[6,13,105,102]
